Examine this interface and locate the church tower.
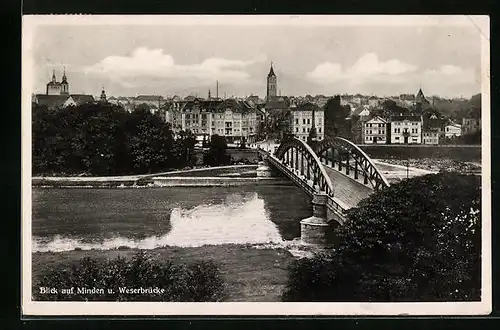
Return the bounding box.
[61,68,69,95]
[266,62,277,101]
[100,88,107,102]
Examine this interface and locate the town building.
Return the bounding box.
[134,95,165,109]
[363,116,387,144]
[390,115,423,144]
[462,108,481,134]
[33,71,95,109]
[290,102,324,142]
[444,123,462,138]
[164,98,259,145]
[422,129,440,145]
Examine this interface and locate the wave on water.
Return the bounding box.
[33,195,289,253]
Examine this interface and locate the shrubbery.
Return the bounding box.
[34,252,226,302]
[282,172,481,302]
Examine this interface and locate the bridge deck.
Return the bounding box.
[322,165,373,209]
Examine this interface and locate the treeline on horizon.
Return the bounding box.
[32,102,232,176]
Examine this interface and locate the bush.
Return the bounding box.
[203,134,231,166]
[282,172,481,302]
[34,252,226,302]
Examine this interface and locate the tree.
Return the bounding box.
[126,108,175,174]
[32,102,180,176]
[172,130,197,167]
[282,172,481,302]
[324,96,351,139]
[203,134,231,166]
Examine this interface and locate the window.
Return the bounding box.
[295,118,299,124]
[395,136,400,140]
[307,119,310,125]
[319,128,321,133]
[303,128,305,133]
[296,128,299,133]
[303,119,306,125]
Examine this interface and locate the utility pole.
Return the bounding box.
[406,157,409,179]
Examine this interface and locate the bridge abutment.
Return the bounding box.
[300,193,337,246]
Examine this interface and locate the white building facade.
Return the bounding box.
[445,123,462,138]
[422,129,440,145]
[390,115,423,144]
[363,116,387,144]
[290,103,324,142]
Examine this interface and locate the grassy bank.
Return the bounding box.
[32,244,295,302]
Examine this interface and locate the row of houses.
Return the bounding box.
[362,113,478,145]
[162,97,327,145]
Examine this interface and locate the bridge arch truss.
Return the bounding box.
[312,137,390,191]
[274,138,336,198]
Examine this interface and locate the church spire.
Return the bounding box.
[62,67,67,82]
[52,70,56,83]
[268,62,276,77]
[100,86,107,102]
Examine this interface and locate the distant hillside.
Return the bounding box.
[431,93,481,119]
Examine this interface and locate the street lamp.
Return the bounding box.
[403,130,410,179]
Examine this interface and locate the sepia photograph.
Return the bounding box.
[21,15,491,316]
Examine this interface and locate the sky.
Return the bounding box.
[30,17,484,99]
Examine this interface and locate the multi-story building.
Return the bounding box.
[462,108,481,134]
[363,116,387,144]
[134,95,165,109]
[445,123,462,138]
[164,98,259,145]
[390,115,423,144]
[422,129,440,145]
[290,102,324,142]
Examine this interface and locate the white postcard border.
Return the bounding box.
[21,15,491,316]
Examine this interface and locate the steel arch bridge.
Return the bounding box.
[257,137,389,224]
[313,137,390,191]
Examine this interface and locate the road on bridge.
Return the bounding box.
[321,164,373,209]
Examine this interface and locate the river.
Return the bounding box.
[32,185,312,252]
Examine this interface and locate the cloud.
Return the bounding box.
[308,53,417,84]
[83,47,267,84]
[307,53,478,95]
[423,65,478,85]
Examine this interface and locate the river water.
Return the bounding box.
[32,185,312,252]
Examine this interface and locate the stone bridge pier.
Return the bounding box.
[300,193,339,246]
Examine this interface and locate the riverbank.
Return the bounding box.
[31,165,289,188]
[32,244,297,302]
